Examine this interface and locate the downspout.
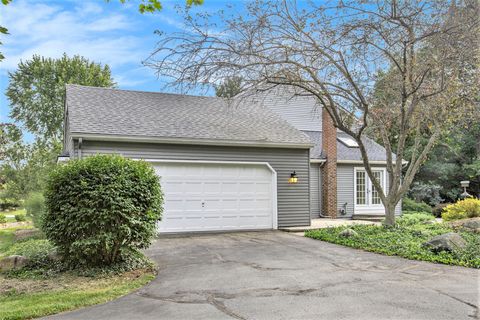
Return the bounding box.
[316,160,348,218]
[78,138,83,159]
[317,161,332,218]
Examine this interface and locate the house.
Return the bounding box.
[63,84,401,233]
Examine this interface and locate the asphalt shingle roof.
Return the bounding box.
[304,131,393,161]
[65,85,312,147]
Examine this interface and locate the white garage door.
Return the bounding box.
[153,162,276,233]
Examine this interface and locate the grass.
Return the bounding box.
[0,270,155,320]
[0,225,156,320]
[0,227,26,255]
[1,209,29,223]
[305,214,480,268]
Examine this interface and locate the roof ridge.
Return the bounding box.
[66,84,222,100]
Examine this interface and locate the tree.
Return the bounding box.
[412,121,480,201]
[0,129,60,200]
[215,76,243,98]
[0,0,11,61]
[145,0,479,225]
[112,0,203,13]
[7,54,115,143]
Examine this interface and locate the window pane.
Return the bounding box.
[356,171,366,205]
[371,171,383,205]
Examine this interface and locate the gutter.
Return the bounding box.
[336,159,409,165]
[70,133,313,149]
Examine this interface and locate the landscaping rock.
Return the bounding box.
[423,233,466,253]
[0,255,29,271]
[460,219,480,233]
[447,218,480,233]
[339,228,358,238]
[14,228,41,241]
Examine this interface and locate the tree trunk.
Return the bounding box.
[384,203,397,226]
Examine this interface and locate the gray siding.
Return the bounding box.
[309,164,322,218]
[335,164,402,216]
[261,91,322,131]
[74,140,311,227]
[63,115,74,156]
[337,165,355,217]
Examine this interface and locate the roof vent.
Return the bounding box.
[337,137,359,148]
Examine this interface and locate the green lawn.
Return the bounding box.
[305,216,480,268]
[0,225,156,320]
[0,226,31,255]
[1,209,29,223]
[0,271,155,320]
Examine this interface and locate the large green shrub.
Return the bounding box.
[442,198,480,221]
[5,239,55,268]
[0,214,6,224]
[402,197,432,213]
[0,197,20,211]
[43,155,163,268]
[25,192,46,228]
[15,214,26,222]
[397,212,434,226]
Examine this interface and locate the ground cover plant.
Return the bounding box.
[305,213,480,268]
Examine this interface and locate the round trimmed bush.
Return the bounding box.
[15,214,27,222]
[43,155,163,267]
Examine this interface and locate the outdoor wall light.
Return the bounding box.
[288,171,298,184]
[56,152,70,164]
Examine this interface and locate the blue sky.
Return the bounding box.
[0,0,233,134]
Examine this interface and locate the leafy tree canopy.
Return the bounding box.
[215,76,243,98]
[112,0,203,13]
[6,54,115,143]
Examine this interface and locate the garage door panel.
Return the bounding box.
[154,162,275,232]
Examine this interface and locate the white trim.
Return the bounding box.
[309,159,326,163]
[137,158,278,230]
[71,133,313,149]
[353,167,387,215]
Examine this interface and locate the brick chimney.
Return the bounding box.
[321,107,337,218]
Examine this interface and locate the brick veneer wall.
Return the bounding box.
[321,108,337,218]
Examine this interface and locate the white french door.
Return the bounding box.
[354,167,386,215]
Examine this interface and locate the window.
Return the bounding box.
[356,171,366,205]
[371,171,383,205]
[355,168,385,206]
[338,136,359,147]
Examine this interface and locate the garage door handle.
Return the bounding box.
[201,202,205,207]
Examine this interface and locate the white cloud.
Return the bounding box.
[0,0,146,71]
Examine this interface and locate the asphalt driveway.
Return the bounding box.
[48,231,478,320]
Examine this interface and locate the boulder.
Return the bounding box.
[460,219,480,233]
[339,228,358,238]
[447,218,480,233]
[0,255,29,271]
[423,233,466,253]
